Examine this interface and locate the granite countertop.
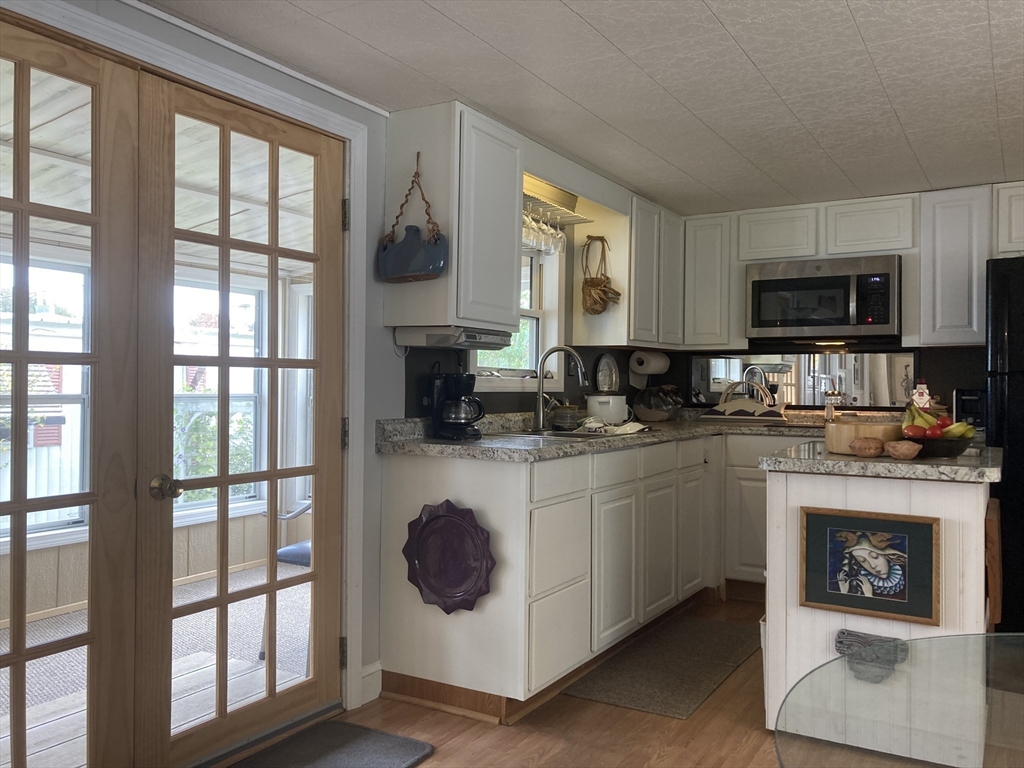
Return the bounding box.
[376,413,825,463]
[759,440,1003,483]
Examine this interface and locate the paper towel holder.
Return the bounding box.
[629,350,670,389]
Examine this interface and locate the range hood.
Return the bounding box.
[393,326,512,350]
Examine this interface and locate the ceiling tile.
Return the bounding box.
[905,122,1006,187]
[802,110,910,158]
[758,48,879,100]
[882,64,998,133]
[704,0,864,65]
[146,0,311,36]
[317,0,519,94]
[782,81,894,125]
[867,23,993,82]
[989,1,1024,61]
[627,36,778,114]
[564,0,726,52]
[847,0,988,46]
[995,57,1024,119]
[694,96,801,136]
[999,117,1024,179]
[831,149,932,197]
[236,17,459,110]
[288,0,366,16]
[426,0,616,75]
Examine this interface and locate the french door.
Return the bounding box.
[1,20,345,767]
[135,75,345,765]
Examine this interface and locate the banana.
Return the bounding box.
[963,425,976,439]
[910,403,937,427]
[902,408,914,429]
[943,422,969,438]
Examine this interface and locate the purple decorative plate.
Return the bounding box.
[402,499,496,614]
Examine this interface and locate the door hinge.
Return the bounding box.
[339,637,348,670]
[342,416,350,450]
[342,198,350,232]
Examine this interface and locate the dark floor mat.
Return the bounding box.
[235,721,434,768]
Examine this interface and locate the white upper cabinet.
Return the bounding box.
[684,215,731,346]
[383,103,523,331]
[630,197,660,343]
[995,182,1024,253]
[658,210,685,346]
[920,186,991,346]
[738,207,817,261]
[826,196,915,255]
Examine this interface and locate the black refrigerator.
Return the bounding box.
[987,255,1024,632]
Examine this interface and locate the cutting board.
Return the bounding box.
[825,420,903,454]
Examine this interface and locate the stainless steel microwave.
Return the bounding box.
[746,254,900,340]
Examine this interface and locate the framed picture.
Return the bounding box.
[800,506,940,626]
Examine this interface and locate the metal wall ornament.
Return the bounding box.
[402,499,497,614]
[377,151,448,283]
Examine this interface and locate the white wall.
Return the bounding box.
[4,0,401,678]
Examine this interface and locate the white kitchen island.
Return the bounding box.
[759,441,1003,768]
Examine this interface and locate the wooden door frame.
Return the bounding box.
[0,0,370,712]
[0,20,139,767]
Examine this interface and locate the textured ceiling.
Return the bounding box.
[144,0,1024,215]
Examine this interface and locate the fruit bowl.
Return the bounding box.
[905,436,973,459]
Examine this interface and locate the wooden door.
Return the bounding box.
[591,484,638,652]
[640,474,677,622]
[629,197,659,343]
[658,209,684,346]
[456,110,523,329]
[135,74,345,766]
[684,215,731,346]
[0,21,138,767]
[724,467,767,583]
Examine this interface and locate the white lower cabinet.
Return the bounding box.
[591,483,640,652]
[724,467,769,583]
[640,474,678,623]
[528,578,591,692]
[678,466,704,599]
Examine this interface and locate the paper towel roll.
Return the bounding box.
[629,350,669,389]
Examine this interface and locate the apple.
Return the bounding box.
[925,425,945,439]
[903,425,927,438]
[936,416,954,428]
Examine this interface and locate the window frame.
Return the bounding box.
[470,245,566,393]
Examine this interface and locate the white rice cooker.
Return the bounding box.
[586,393,629,425]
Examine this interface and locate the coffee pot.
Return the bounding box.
[430,372,485,441]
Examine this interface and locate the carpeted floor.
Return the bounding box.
[234,721,433,768]
[1,563,311,713]
[564,614,761,719]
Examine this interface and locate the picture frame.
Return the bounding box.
[800,506,940,626]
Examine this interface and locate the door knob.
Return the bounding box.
[149,473,184,500]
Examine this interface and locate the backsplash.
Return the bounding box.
[402,346,692,418]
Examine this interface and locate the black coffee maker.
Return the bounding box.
[430,373,485,441]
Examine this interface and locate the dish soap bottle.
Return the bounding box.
[911,379,932,411]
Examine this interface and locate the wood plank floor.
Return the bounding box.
[338,600,779,768]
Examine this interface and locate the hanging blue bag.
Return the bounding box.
[377,152,448,283]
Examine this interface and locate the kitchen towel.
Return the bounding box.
[629,350,669,389]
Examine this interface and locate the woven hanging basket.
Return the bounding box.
[581,235,621,315]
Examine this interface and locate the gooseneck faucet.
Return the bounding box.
[742,364,771,405]
[535,345,590,430]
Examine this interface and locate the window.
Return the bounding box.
[471,245,565,392]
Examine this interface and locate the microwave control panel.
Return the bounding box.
[856,273,890,325]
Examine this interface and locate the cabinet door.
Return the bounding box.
[920,186,991,346]
[826,196,914,255]
[640,475,678,623]
[678,466,704,600]
[457,110,524,328]
[684,215,731,345]
[528,579,591,693]
[724,466,767,583]
[659,209,685,346]
[996,182,1024,253]
[630,196,660,343]
[738,207,818,261]
[592,484,639,651]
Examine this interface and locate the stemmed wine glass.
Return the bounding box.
[553,216,566,257]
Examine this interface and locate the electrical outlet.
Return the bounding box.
[568,359,577,378]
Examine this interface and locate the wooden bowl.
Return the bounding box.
[905,437,972,458]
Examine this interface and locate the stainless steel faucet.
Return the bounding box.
[742,365,771,405]
[535,345,590,430]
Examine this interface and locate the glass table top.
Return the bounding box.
[775,633,1023,768]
